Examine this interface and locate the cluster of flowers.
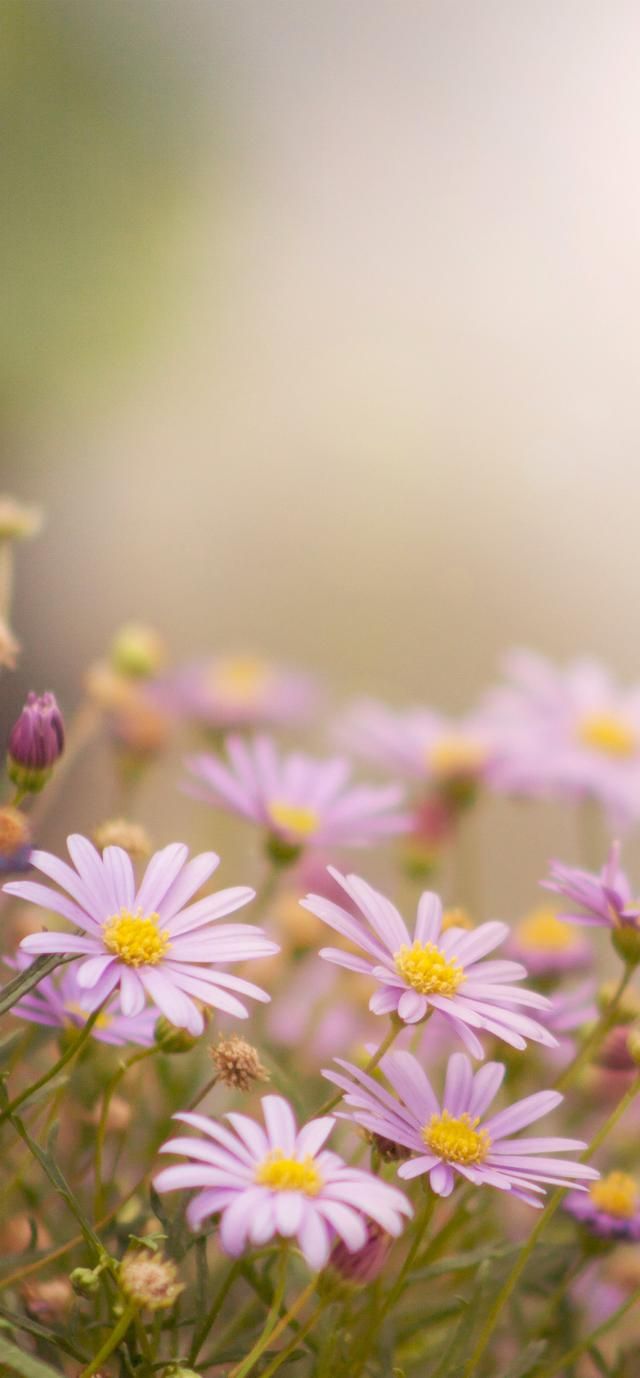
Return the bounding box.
[1,571,640,1377]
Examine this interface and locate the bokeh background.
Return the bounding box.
[3,0,640,907]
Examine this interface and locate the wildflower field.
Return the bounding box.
[1,498,639,1378]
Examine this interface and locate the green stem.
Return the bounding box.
[79,1302,138,1378]
[94,1045,158,1218]
[0,998,109,1126]
[188,1259,241,1363]
[316,1017,402,1117]
[228,1271,317,1378]
[350,1188,437,1378]
[257,1293,337,1378]
[534,1282,640,1378]
[461,1070,640,1378]
[554,963,633,1093]
[186,1070,219,1112]
[0,954,76,1018]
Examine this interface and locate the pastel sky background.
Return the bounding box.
[3,1,640,898]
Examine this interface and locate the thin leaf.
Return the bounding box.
[0,956,75,1017]
[0,1335,65,1378]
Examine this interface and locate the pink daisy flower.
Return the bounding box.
[185,736,410,860]
[324,1049,598,1205]
[153,1094,412,1271]
[337,698,496,799]
[484,651,640,828]
[300,870,556,1057]
[565,1171,640,1242]
[506,905,593,980]
[164,654,317,732]
[7,954,157,1046]
[544,841,639,931]
[5,835,278,1035]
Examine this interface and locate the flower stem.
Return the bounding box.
[188,1259,241,1363]
[228,1271,317,1378]
[94,1044,159,1219]
[257,1292,337,1378]
[315,1016,402,1117]
[0,998,109,1127]
[78,1302,138,1378]
[461,1069,640,1378]
[350,1188,437,1378]
[554,962,633,1093]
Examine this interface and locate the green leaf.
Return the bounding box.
[0,1303,86,1362]
[0,1030,25,1065]
[0,1335,66,1378]
[0,956,75,1017]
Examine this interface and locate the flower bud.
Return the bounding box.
[70,1265,104,1296]
[162,1368,202,1378]
[110,623,166,680]
[210,1034,269,1092]
[598,980,640,1024]
[92,818,152,860]
[370,1132,411,1164]
[155,1016,204,1054]
[7,691,64,793]
[612,924,640,968]
[597,1026,636,1071]
[119,1248,183,1311]
[0,497,43,542]
[330,1222,393,1285]
[627,1027,640,1067]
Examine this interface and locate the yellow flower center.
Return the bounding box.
[423,1110,490,1165]
[428,737,486,778]
[255,1150,323,1196]
[590,1172,639,1219]
[268,800,319,839]
[441,906,474,933]
[578,713,636,758]
[103,908,170,967]
[515,906,575,951]
[395,940,464,996]
[212,656,271,702]
[65,1001,113,1030]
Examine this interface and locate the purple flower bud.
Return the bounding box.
[7,692,65,793]
[330,1222,393,1285]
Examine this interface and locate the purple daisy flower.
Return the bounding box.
[185,736,410,858]
[544,842,640,931]
[324,1049,598,1206]
[300,870,556,1057]
[484,651,640,828]
[153,1094,412,1271]
[8,954,157,1046]
[164,654,318,732]
[507,905,593,979]
[565,1171,640,1241]
[5,835,278,1035]
[336,698,497,792]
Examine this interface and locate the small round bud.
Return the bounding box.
[611,925,640,968]
[92,818,152,860]
[162,1368,202,1378]
[598,980,640,1024]
[119,1248,183,1311]
[7,691,64,793]
[0,806,31,871]
[265,834,303,867]
[0,497,43,542]
[155,1016,203,1054]
[597,1026,636,1071]
[70,1265,103,1297]
[210,1034,269,1092]
[330,1222,392,1286]
[627,1028,640,1067]
[110,623,166,679]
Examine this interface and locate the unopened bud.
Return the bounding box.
[627,1028,640,1067]
[0,497,43,542]
[110,623,166,680]
[162,1368,202,1378]
[611,925,640,968]
[370,1132,411,1164]
[597,1026,636,1071]
[210,1034,269,1092]
[330,1222,393,1285]
[119,1248,183,1311]
[7,691,64,793]
[155,1016,203,1054]
[92,818,152,860]
[70,1265,105,1297]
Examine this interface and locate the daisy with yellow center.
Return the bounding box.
[422,1110,490,1166]
[268,801,320,840]
[590,1172,639,1219]
[577,712,637,758]
[255,1150,323,1196]
[566,1169,640,1239]
[428,737,487,779]
[394,941,464,997]
[212,656,272,704]
[516,907,575,952]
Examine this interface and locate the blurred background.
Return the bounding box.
[3,0,640,904]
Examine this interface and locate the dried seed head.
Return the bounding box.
[119,1248,183,1311]
[0,497,43,541]
[210,1034,269,1092]
[92,817,152,860]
